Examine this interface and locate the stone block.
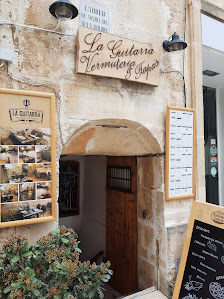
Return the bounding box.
[139,245,148,259]
[155,191,165,224]
[159,258,166,271]
[138,222,142,244]
[137,187,153,221]
[138,157,154,188]
[150,253,157,265]
[166,223,187,268]
[153,157,164,189]
[158,269,173,299]
[139,257,157,290]
[143,225,154,248]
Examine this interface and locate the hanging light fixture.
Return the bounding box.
[163,32,187,52]
[49,0,78,20]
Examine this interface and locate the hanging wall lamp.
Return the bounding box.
[49,0,78,20]
[163,32,187,52]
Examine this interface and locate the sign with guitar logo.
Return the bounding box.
[0,88,56,228]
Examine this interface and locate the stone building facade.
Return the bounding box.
[0,0,223,298]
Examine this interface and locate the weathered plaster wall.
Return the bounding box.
[0,0,190,153]
[137,156,166,292]
[0,0,207,297]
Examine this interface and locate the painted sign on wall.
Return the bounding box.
[0,89,56,228]
[76,27,160,86]
[80,0,109,33]
[173,202,224,299]
[166,106,196,200]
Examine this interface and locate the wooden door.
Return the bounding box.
[106,156,137,296]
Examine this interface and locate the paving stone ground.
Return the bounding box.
[124,287,168,299]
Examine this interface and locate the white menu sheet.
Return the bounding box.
[167,108,195,198]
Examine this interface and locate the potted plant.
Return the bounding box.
[0,226,112,298]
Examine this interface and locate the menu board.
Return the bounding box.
[0,89,56,228]
[173,202,224,299]
[166,106,196,201]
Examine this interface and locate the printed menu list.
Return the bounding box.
[169,109,194,197]
[179,220,224,299]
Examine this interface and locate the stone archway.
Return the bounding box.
[61,119,161,156]
[60,119,165,294]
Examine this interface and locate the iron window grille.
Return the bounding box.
[107,166,132,193]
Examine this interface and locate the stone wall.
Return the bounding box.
[137,156,167,293]
[0,0,211,297]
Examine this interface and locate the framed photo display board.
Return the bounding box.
[0,89,56,228]
[166,106,196,201]
[173,201,224,299]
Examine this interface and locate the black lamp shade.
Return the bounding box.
[163,32,187,52]
[49,0,78,20]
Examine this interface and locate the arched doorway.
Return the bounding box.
[59,119,164,297]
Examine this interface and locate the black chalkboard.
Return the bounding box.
[59,161,79,217]
[179,220,224,299]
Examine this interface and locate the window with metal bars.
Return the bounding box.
[107,166,132,193]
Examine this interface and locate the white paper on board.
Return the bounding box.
[168,108,194,198]
[187,175,192,188]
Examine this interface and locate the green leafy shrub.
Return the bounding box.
[0,226,112,299]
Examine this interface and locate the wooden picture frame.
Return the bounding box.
[165,106,196,201]
[173,201,224,299]
[0,88,57,228]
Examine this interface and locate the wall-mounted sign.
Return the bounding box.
[173,201,224,299]
[59,160,79,217]
[0,89,56,228]
[80,0,109,33]
[76,27,160,86]
[165,106,196,200]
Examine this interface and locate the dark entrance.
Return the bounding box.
[203,86,219,205]
[59,155,138,297]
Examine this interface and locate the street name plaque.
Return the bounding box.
[80,0,109,33]
[173,202,224,299]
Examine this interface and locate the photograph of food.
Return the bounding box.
[1,184,18,203]
[0,128,51,146]
[36,146,51,163]
[19,183,35,201]
[0,146,18,164]
[19,146,35,163]
[37,182,51,200]
[1,199,52,222]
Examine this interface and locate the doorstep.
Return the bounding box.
[124,287,168,299]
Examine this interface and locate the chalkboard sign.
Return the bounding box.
[173,202,224,299]
[59,160,79,217]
